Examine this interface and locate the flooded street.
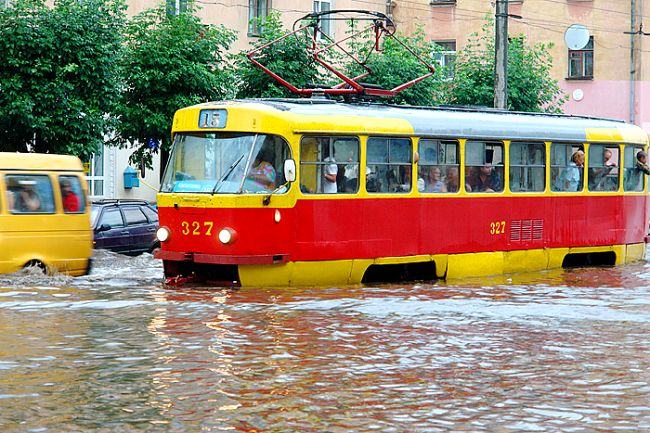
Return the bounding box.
[1,251,649,432]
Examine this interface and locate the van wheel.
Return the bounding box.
[24,260,47,274]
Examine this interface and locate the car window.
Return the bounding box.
[123,206,148,225]
[141,205,158,223]
[100,208,124,228]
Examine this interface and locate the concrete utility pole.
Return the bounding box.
[494,0,509,109]
[629,0,637,124]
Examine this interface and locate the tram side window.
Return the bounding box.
[509,142,545,192]
[300,136,359,194]
[624,146,646,192]
[588,144,619,192]
[418,139,460,193]
[465,141,504,193]
[5,174,55,214]
[551,144,584,192]
[366,137,412,193]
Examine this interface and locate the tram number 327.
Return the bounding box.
[181,221,214,236]
[490,221,506,235]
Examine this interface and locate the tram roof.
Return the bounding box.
[193,99,648,144]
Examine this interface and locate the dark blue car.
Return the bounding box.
[91,200,159,255]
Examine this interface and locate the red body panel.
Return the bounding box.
[158,196,648,262]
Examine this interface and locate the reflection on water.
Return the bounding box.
[0,250,649,432]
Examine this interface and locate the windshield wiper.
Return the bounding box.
[212,154,245,194]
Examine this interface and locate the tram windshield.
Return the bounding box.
[161,133,290,194]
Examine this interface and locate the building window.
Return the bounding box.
[433,40,456,79]
[429,0,456,5]
[313,1,331,39]
[249,0,270,36]
[166,0,188,15]
[568,36,593,79]
[86,148,105,198]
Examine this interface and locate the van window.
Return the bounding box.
[465,141,504,193]
[59,175,86,213]
[418,139,459,193]
[510,142,545,192]
[300,136,359,194]
[624,146,646,191]
[5,175,55,214]
[367,137,412,193]
[588,144,619,192]
[551,144,584,192]
[123,207,148,225]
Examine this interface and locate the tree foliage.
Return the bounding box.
[0,0,125,157]
[235,12,321,99]
[116,4,236,163]
[345,27,448,106]
[449,23,566,112]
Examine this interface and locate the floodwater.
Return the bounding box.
[1,251,649,433]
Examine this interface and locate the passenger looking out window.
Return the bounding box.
[551,144,584,192]
[588,145,619,192]
[418,139,459,193]
[5,175,55,214]
[366,137,412,193]
[300,136,359,194]
[59,176,85,213]
[624,147,649,191]
[510,142,545,192]
[465,141,504,193]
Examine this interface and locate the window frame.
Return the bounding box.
[432,40,456,80]
[587,144,620,192]
[568,36,594,80]
[99,207,125,229]
[248,0,271,36]
[464,140,505,193]
[123,206,149,226]
[509,141,546,193]
[550,143,584,193]
[418,138,460,194]
[58,175,87,214]
[366,136,413,194]
[5,174,56,215]
[299,135,360,195]
[313,0,332,40]
[623,145,646,192]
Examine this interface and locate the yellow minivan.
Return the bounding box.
[0,152,92,276]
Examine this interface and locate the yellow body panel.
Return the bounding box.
[0,153,92,276]
[236,244,646,287]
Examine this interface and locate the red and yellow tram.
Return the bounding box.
[154,99,649,286]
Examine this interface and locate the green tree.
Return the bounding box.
[116,4,236,164]
[450,23,566,112]
[235,12,321,98]
[345,27,447,106]
[0,0,126,157]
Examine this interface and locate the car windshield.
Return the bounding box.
[161,132,290,194]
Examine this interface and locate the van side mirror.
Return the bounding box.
[284,159,296,183]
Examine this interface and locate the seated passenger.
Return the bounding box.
[60,179,80,212]
[424,166,447,193]
[468,163,500,192]
[245,152,276,192]
[15,182,41,212]
[559,150,584,192]
[445,166,460,193]
[590,149,617,191]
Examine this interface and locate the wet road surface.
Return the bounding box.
[0,250,649,432]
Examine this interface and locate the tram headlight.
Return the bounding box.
[156,227,171,242]
[218,227,237,244]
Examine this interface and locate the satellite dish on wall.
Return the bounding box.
[565,24,590,50]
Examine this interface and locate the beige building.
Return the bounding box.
[106,0,649,200]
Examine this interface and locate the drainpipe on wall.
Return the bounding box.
[630,0,637,124]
